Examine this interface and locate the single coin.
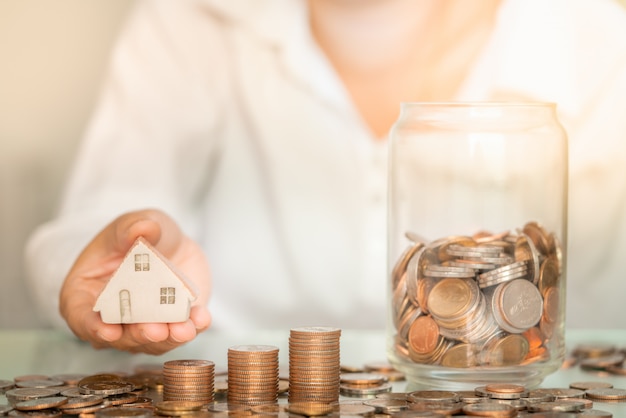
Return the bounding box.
[363,399,407,414]
[14,381,64,389]
[15,397,68,411]
[60,403,108,415]
[530,388,586,400]
[462,402,517,417]
[407,390,460,404]
[286,402,334,416]
[77,375,123,387]
[340,383,392,398]
[5,388,61,401]
[569,381,613,391]
[59,395,104,409]
[94,407,152,418]
[408,402,464,415]
[79,382,134,396]
[527,400,586,413]
[0,380,15,393]
[483,333,530,366]
[522,221,552,255]
[408,316,440,355]
[50,374,87,386]
[580,354,626,370]
[331,403,377,416]
[571,344,617,359]
[427,278,476,320]
[103,393,139,406]
[485,383,526,394]
[154,400,206,413]
[0,404,14,415]
[538,255,560,294]
[339,373,387,387]
[13,376,49,383]
[440,343,477,368]
[392,411,447,418]
[578,410,613,417]
[497,279,543,332]
[585,388,626,400]
[8,409,63,418]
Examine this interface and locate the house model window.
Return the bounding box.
[135,254,150,271]
[93,237,198,324]
[160,287,176,304]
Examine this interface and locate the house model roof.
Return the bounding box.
[93,237,199,324]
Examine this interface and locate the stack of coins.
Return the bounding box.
[162,359,214,404]
[339,372,392,398]
[227,344,279,406]
[288,326,341,404]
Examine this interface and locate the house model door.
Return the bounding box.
[119,289,132,323]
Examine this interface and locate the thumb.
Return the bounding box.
[109,209,184,258]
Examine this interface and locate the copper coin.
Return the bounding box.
[485,384,526,394]
[103,393,139,406]
[79,382,134,396]
[94,407,152,418]
[13,376,49,383]
[286,402,334,416]
[60,403,108,415]
[50,374,87,386]
[462,402,517,417]
[408,315,440,355]
[77,375,123,387]
[339,373,387,387]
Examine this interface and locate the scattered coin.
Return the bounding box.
[14,397,68,412]
[585,388,626,401]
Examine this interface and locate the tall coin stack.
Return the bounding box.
[227,345,279,406]
[288,326,342,404]
[162,359,214,404]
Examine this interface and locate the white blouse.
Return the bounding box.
[25,0,626,331]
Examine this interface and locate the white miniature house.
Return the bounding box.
[93,237,198,324]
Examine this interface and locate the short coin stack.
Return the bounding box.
[227,344,279,406]
[162,359,214,404]
[288,326,341,404]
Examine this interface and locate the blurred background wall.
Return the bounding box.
[2,0,626,330]
[0,0,136,328]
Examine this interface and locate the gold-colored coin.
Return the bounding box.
[427,278,476,320]
[538,255,560,294]
[94,407,153,418]
[440,343,477,368]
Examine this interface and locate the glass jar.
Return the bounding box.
[387,102,568,389]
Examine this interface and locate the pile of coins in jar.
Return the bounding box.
[391,221,563,368]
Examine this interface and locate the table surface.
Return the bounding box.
[2,328,626,415]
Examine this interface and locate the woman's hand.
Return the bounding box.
[59,209,211,354]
